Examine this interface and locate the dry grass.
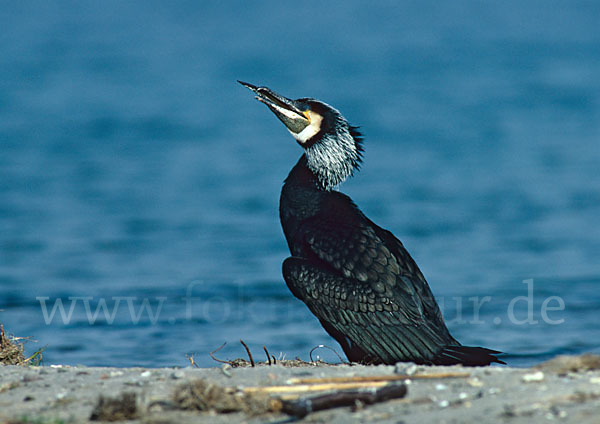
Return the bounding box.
[536,354,600,375]
[173,379,279,415]
[202,340,343,369]
[0,323,43,366]
[0,324,26,365]
[89,392,138,421]
[214,357,332,368]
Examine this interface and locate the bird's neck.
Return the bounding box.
[285,149,353,192]
[280,156,326,252]
[280,156,329,222]
[304,132,360,190]
[283,155,323,191]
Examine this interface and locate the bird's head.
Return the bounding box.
[239,81,363,190]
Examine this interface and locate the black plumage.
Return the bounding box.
[240,81,504,366]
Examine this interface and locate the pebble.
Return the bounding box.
[438,400,449,408]
[171,370,185,380]
[140,370,152,378]
[522,371,545,383]
[589,376,600,384]
[221,364,232,377]
[405,365,418,375]
[394,363,417,375]
[110,371,124,377]
[468,378,483,387]
[435,384,447,391]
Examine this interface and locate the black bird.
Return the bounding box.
[240,81,504,366]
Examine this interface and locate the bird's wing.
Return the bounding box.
[296,206,443,326]
[283,256,449,364]
[285,198,459,363]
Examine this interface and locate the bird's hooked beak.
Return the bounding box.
[239,81,310,134]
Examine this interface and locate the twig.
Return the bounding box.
[240,340,255,367]
[287,371,470,385]
[309,344,348,364]
[264,346,272,366]
[23,349,44,365]
[209,343,233,365]
[185,354,195,367]
[272,355,277,365]
[280,383,408,418]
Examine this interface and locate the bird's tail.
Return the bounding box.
[434,345,506,366]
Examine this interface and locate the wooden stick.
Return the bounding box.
[280,383,408,418]
[287,371,469,385]
[244,381,391,394]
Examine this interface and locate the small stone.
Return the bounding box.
[394,363,417,375]
[140,371,152,378]
[468,378,483,387]
[435,384,447,391]
[110,371,124,378]
[459,392,468,400]
[589,376,600,384]
[221,364,232,377]
[171,370,185,380]
[439,400,449,408]
[522,371,545,382]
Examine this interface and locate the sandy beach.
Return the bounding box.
[1,355,600,423]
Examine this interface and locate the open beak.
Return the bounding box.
[239,81,310,134]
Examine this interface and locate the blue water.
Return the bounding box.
[1,1,599,368]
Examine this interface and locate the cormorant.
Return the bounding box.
[240,81,504,366]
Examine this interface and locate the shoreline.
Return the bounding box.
[1,355,600,423]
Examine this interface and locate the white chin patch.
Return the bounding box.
[291,112,323,144]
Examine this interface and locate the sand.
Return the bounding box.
[1,355,600,423]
